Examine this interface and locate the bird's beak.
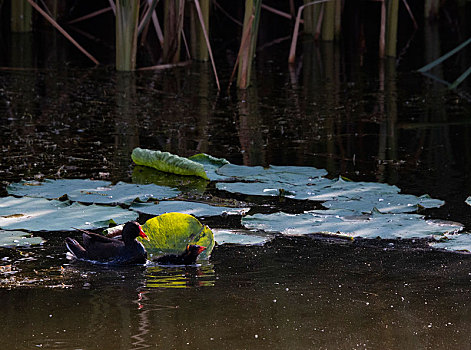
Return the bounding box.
[139,226,149,241]
[197,246,206,254]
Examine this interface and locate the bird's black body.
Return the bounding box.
[65,221,148,265]
[155,245,206,265]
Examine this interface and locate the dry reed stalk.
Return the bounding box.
[138,0,158,35]
[379,0,385,58]
[194,0,220,90]
[237,0,261,89]
[26,0,99,65]
[229,14,254,90]
[68,7,112,24]
[151,10,164,46]
[288,0,329,64]
[137,60,192,71]
[163,0,185,63]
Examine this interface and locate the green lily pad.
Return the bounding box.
[189,153,230,181]
[0,230,45,247]
[322,193,444,213]
[130,200,249,218]
[132,147,209,180]
[242,209,463,239]
[0,196,138,231]
[7,179,179,205]
[213,229,272,245]
[216,164,328,184]
[141,212,215,259]
[430,233,471,253]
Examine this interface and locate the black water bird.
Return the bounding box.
[155,245,206,265]
[65,221,149,265]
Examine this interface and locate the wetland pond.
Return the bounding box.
[1,30,471,349]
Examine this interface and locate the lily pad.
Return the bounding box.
[322,193,444,213]
[213,229,272,245]
[0,230,45,247]
[130,200,249,218]
[0,196,138,231]
[7,179,179,205]
[429,232,471,253]
[216,164,328,184]
[141,212,215,259]
[189,153,230,181]
[242,209,463,239]
[132,147,209,180]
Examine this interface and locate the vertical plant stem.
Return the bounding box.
[334,0,341,40]
[379,0,386,58]
[11,0,32,32]
[321,0,335,41]
[386,0,399,57]
[237,0,262,89]
[116,0,139,71]
[191,0,210,61]
[163,0,185,63]
[194,0,220,90]
[424,0,439,19]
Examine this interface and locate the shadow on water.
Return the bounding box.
[0,19,471,349]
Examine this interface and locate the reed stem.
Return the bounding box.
[116,0,139,71]
[237,0,262,89]
[11,0,32,32]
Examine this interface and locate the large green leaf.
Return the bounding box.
[0,196,138,231]
[7,179,179,205]
[242,209,463,239]
[141,212,215,259]
[132,147,209,180]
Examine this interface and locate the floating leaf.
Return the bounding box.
[0,230,45,247]
[213,229,272,245]
[430,233,471,253]
[8,179,179,205]
[242,209,463,239]
[141,212,215,259]
[131,200,249,218]
[132,147,209,180]
[216,164,328,184]
[322,193,444,213]
[7,179,110,199]
[189,153,230,181]
[0,196,138,231]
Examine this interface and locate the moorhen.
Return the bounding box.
[65,221,149,265]
[155,245,206,265]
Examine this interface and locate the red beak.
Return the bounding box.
[197,246,206,254]
[139,226,149,241]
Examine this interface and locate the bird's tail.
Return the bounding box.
[65,237,87,259]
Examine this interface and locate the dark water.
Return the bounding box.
[1,21,471,349]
